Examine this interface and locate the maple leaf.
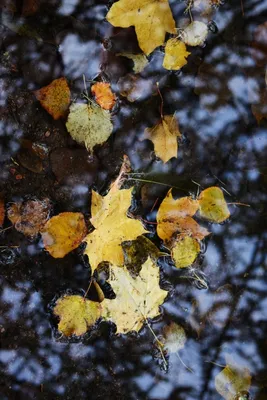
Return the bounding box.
[53,295,101,337]
[34,77,70,120]
[163,39,191,70]
[198,186,230,223]
[142,115,182,163]
[106,0,176,55]
[66,103,113,152]
[215,364,251,400]
[41,212,87,258]
[102,257,168,333]
[91,82,116,110]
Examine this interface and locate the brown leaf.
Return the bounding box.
[0,196,5,228]
[91,82,116,110]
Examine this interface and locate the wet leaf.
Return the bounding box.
[198,187,230,223]
[66,103,113,152]
[106,0,176,55]
[7,198,51,237]
[53,295,101,337]
[163,39,191,70]
[91,82,116,110]
[0,197,5,227]
[162,322,187,353]
[22,0,40,16]
[142,115,182,163]
[117,53,149,73]
[183,21,208,47]
[102,257,168,333]
[157,189,210,244]
[118,74,155,102]
[171,235,200,268]
[42,212,87,258]
[34,77,70,120]
[215,365,251,400]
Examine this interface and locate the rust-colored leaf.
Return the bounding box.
[0,197,5,227]
[91,82,116,110]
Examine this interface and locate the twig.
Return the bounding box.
[83,278,93,299]
[227,202,250,207]
[176,352,194,373]
[156,82,164,120]
[127,175,188,192]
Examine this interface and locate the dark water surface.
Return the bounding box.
[1,0,267,399]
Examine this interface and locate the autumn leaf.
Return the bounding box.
[53,295,101,337]
[117,53,149,73]
[163,39,191,70]
[41,212,87,258]
[215,364,251,400]
[91,82,116,110]
[66,103,113,152]
[171,235,200,268]
[34,77,70,120]
[142,115,181,163]
[102,257,168,333]
[7,198,52,237]
[198,186,230,223]
[162,322,187,353]
[106,0,176,55]
[0,196,5,227]
[157,189,210,244]
[182,21,209,47]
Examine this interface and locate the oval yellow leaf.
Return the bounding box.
[42,212,87,258]
[163,39,191,70]
[198,187,230,223]
[53,295,101,337]
[162,322,187,353]
[171,235,200,268]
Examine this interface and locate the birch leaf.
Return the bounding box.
[183,21,209,47]
[106,0,176,55]
[198,187,230,223]
[91,82,116,110]
[117,53,149,73]
[171,235,200,268]
[163,39,191,70]
[102,257,168,334]
[66,103,113,152]
[215,365,251,400]
[162,322,187,353]
[142,115,181,163]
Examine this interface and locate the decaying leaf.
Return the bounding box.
[118,73,155,102]
[66,103,113,152]
[163,39,191,70]
[215,364,251,400]
[142,115,181,163]
[162,322,187,353]
[106,0,176,55]
[171,235,200,268]
[53,294,101,337]
[91,82,116,110]
[117,53,149,73]
[34,77,70,120]
[198,186,230,223]
[182,21,208,47]
[102,257,168,333]
[42,212,87,258]
[157,189,210,244]
[0,196,5,227]
[7,198,52,237]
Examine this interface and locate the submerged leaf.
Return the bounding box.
[91,82,116,110]
[215,365,251,400]
[53,295,101,337]
[117,52,149,73]
[142,115,181,163]
[66,103,113,152]
[198,187,230,223]
[171,235,200,268]
[102,257,168,333]
[42,212,87,258]
[162,322,187,353]
[34,77,70,120]
[163,39,191,70]
[106,0,176,55]
[183,21,208,47]
[0,197,5,227]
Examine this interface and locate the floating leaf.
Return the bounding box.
[53,295,101,337]
[162,322,187,353]
[117,53,149,73]
[215,365,251,400]
[34,77,70,120]
[8,198,52,237]
[0,197,5,227]
[198,187,230,223]
[42,212,87,258]
[171,235,200,268]
[183,21,208,47]
[102,257,168,333]
[163,39,191,70]
[66,103,113,152]
[142,115,182,163]
[91,82,116,110]
[106,0,176,55]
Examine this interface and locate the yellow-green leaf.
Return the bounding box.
[117,53,149,73]
[171,235,200,268]
[198,186,230,223]
[215,364,251,400]
[163,39,191,70]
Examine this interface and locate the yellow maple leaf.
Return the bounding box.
[163,39,191,70]
[106,0,176,55]
[142,115,181,163]
[198,186,230,223]
[53,295,101,337]
[102,257,168,333]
